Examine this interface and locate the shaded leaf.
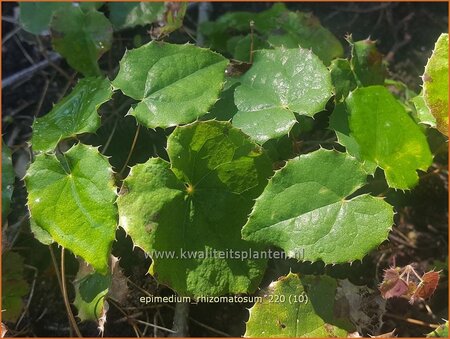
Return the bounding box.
[117,121,272,297]
[202,80,239,121]
[233,47,333,144]
[330,59,357,101]
[228,34,268,63]
[199,3,287,53]
[2,142,14,219]
[242,149,393,264]
[73,256,127,332]
[31,77,112,153]
[2,252,29,323]
[350,39,387,87]
[346,86,432,189]
[329,103,377,174]
[74,260,111,323]
[245,273,350,337]
[51,6,113,76]
[268,11,344,65]
[112,42,228,128]
[19,2,72,35]
[108,2,165,30]
[423,33,449,136]
[25,144,118,274]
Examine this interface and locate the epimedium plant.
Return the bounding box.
[2,2,448,337]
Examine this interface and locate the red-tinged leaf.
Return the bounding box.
[379,268,409,299]
[413,271,440,300]
[382,279,409,299]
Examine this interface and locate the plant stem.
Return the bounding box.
[119,124,140,177]
[60,248,82,337]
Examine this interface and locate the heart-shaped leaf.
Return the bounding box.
[25,144,118,273]
[117,121,272,297]
[242,149,393,264]
[112,42,228,128]
[31,77,112,153]
[233,47,333,144]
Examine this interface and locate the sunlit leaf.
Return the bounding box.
[346,86,432,189]
[242,149,393,264]
[233,47,332,143]
[245,273,351,337]
[31,77,112,153]
[25,144,118,274]
[423,33,449,136]
[112,42,228,128]
[117,121,272,297]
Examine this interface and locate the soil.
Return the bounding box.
[2,2,448,337]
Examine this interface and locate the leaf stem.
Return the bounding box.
[60,247,83,337]
[119,124,140,177]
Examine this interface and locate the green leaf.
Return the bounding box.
[427,321,449,338]
[329,103,377,174]
[350,39,387,87]
[30,218,54,245]
[267,11,344,65]
[51,6,113,76]
[412,94,436,127]
[2,252,29,323]
[25,144,118,274]
[74,260,111,322]
[233,47,333,144]
[346,86,433,189]
[245,273,349,337]
[228,34,268,62]
[108,2,165,30]
[242,149,393,264]
[423,33,449,136]
[200,3,287,52]
[117,121,272,297]
[203,80,239,121]
[2,142,14,219]
[78,2,104,12]
[330,59,357,101]
[74,256,127,330]
[19,2,72,35]
[112,42,228,128]
[31,77,112,153]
